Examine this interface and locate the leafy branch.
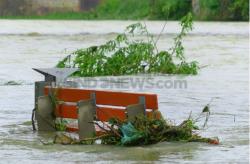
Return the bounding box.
[57,13,199,76]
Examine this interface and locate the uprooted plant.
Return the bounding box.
[57,13,199,76]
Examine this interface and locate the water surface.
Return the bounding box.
[0,20,248,163]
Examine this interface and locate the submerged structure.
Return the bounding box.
[32,68,162,141]
[32,68,219,146]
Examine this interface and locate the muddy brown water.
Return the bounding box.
[0,20,249,163]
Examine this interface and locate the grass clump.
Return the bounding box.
[57,13,199,76]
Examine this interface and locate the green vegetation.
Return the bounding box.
[197,0,249,21]
[229,0,249,21]
[55,119,68,131]
[52,106,219,146]
[95,109,218,146]
[93,0,192,20]
[0,0,248,21]
[94,0,151,19]
[57,13,199,76]
[150,0,192,20]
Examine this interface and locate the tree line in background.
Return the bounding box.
[93,0,249,21]
[0,0,248,21]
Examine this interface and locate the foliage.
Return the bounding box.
[95,0,150,19]
[55,119,68,131]
[150,0,192,20]
[198,0,226,20]
[198,0,249,21]
[96,0,192,20]
[57,13,199,76]
[98,108,213,146]
[229,0,249,21]
[52,107,219,146]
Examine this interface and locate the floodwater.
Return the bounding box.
[0,20,249,163]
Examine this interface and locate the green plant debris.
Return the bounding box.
[47,87,67,131]
[55,119,68,131]
[52,108,219,146]
[57,13,199,77]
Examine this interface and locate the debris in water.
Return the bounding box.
[4,80,22,85]
[52,108,219,146]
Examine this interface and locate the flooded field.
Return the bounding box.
[0,20,249,163]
